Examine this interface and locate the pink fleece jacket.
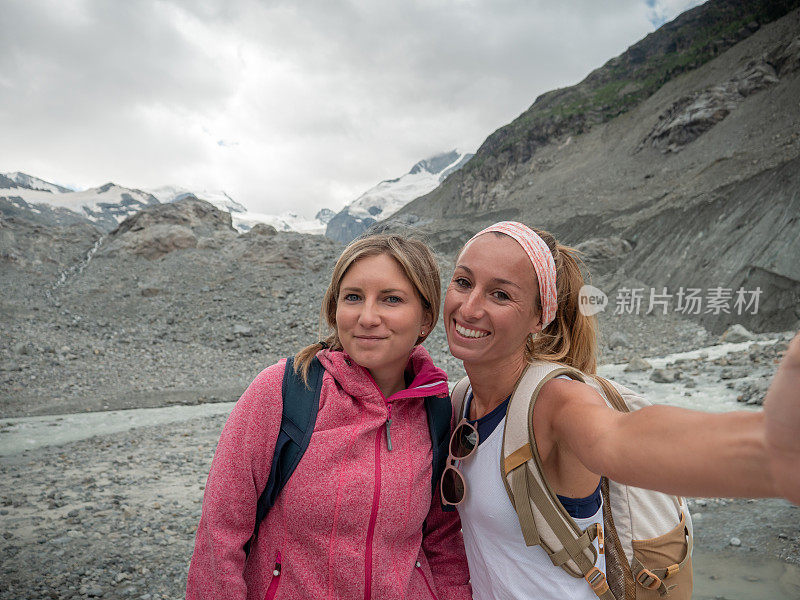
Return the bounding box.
[186,346,472,600]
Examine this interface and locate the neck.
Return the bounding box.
[464,353,527,420]
[368,367,406,400]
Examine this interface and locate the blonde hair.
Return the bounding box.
[524,228,598,374]
[294,233,441,383]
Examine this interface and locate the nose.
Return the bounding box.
[460,288,484,321]
[358,299,382,328]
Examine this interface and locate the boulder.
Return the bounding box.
[607,332,630,349]
[232,324,253,337]
[98,198,237,260]
[624,357,652,372]
[246,223,278,237]
[720,324,755,344]
[650,369,677,383]
[736,378,769,405]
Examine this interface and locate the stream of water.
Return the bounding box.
[0,337,779,457]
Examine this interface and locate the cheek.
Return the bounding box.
[334,306,351,331]
[403,306,425,333]
[442,292,455,320]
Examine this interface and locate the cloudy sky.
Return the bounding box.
[0,0,703,217]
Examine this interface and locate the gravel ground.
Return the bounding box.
[1,411,798,600]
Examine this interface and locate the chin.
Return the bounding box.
[445,340,475,362]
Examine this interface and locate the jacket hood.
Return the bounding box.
[316,345,449,403]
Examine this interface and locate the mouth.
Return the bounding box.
[354,335,388,341]
[453,321,490,339]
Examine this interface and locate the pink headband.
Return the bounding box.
[467,221,558,328]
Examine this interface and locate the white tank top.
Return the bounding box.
[457,387,605,600]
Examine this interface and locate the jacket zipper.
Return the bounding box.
[361,365,393,599]
[415,562,438,600]
[385,403,393,451]
[264,551,282,600]
[359,365,395,452]
[364,427,382,599]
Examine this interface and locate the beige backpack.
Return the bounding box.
[451,360,693,599]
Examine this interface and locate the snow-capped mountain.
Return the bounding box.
[146,185,248,215]
[1,173,159,231]
[2,172,335,236]
[325,150,473,243]
[147,187,333,234]
[3,172,73,194]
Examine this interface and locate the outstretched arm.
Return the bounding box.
[765,332,800,504]
[539,377,776,499]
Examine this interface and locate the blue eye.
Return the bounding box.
[343,293,360,302]
[385,295,402,304]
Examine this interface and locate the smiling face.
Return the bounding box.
[336,252,432,389]
[444,233,543,369]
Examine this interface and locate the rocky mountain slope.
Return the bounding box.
[2,194,722,418]
[325,150,472,243]
[0,198,344,417]
[392,0,800,334]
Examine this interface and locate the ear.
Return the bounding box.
[530,311,544,336]
[421,310,434,334]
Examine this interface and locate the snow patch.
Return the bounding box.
[232,211,327,235]
[345,150,472,220]
[146,185,247,214]
[2,171,73,194]
[0,183,157,215]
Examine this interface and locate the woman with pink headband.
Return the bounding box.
[439,221,800,600]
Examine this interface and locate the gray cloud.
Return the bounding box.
[0,0,702,216]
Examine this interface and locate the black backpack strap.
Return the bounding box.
[424,394,454,512]
[245,356,324,555]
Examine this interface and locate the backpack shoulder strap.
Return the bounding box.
[424,394,453,501]
[593,376,630,413]
[501,361,618,599]
[450,376,471,423]
[246,356,325,555]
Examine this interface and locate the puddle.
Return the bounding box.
[693,549,800,599]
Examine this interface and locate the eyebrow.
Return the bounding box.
[454,265,523,290]
[340,286,410,295]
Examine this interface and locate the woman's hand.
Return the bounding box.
[764,332,800,505]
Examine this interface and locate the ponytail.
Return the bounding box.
[526,230,598,374]
[294,336,339,386]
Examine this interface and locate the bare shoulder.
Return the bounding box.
[535,376,618,441]
[538,376,608,412]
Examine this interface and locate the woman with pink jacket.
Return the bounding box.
[186,234,472,600]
